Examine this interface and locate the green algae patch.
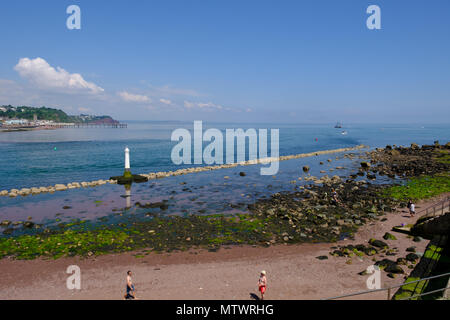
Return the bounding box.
[0,213,290,260]
[381,173,450,201]
[434,149,450,165]
[0,228,130,260]
[394,277,428,300]
[0,205,357,260]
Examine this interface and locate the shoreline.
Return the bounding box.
[0,194,445,300]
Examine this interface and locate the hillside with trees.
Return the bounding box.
[0,105,119,124]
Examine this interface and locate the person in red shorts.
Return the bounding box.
[258,270,267,300]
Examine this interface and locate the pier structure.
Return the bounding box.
[47,122,128,128]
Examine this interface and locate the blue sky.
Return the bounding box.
[0,0,449,123]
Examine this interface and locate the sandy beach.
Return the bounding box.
[1,194,446,300]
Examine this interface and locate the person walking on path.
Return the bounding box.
[124,271,137,300]
[258,271,267,300]
[408,200,416,217]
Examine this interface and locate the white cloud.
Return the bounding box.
[14,57,104,94]
[198,102,223,109]
[159,98,172,105]
[184,100,223,110]
[118,91,150,103]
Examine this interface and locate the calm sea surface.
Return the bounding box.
[1,121,448,191]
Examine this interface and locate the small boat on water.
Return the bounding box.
[334,122,342,128]
[341,130,348,135]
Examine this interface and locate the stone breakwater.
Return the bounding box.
[0,145,367,198]
[136,144,367,179]
[0,180,118,198]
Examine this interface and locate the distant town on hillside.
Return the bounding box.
[0,105,119,126]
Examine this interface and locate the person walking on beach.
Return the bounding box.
[124,271,136,300]
[258,270,267,300]
[408,200,416,217]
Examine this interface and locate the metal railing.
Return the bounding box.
[324,271,450,300]
[418,196,450,218]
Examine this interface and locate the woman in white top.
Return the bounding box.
[409,202,415,217]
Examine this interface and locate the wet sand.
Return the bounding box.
[0,194,446,300]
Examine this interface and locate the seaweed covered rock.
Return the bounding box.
[110,174,148,185]
[375,259,404,274]
[329,244,378,258]
[0,220,11,227]
[360,162,371,169]
[22,221,35,229]
[367,142,450,178]
[383,232,397,241]
[369,238,389,249]
[405,253,419,262]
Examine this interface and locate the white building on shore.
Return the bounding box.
[4,119,29,125]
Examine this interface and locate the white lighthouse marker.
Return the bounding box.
[124,147,131,177]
